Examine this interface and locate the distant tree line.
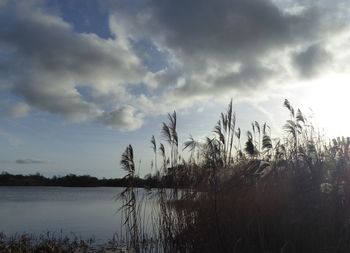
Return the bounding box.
[0,172,162,188]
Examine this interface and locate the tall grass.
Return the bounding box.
[119,99,350,253]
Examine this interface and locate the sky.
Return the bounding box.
[0,0,350,178]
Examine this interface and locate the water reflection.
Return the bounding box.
[0,186,154,242]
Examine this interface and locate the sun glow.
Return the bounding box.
[301,74,350,138]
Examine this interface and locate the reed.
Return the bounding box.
[118,99,350,253]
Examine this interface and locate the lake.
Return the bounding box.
[0,186,155,243]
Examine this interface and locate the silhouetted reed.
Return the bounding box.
[119,99,350,253]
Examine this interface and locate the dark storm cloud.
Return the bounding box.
[293,44,332,78]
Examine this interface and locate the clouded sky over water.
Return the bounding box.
[0,0,350,177]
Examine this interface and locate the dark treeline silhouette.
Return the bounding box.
[0,172,161,188]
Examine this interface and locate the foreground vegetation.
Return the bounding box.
[2,99,349,252]
[119,99,350,253]
[0,232,132,253]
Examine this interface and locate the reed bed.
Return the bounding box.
[119,99,350,253]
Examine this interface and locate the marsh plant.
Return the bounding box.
[0,232,95,253]
[119,99,350,253]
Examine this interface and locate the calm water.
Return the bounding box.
[0,187,154,242]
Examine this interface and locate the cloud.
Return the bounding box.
[16,159,46,164]
[0,1,147,130]
[293,44,333,78]
[0,0,349,131]
[98,105,143,131]
[145,0,319,60]
[109,0,348,101]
